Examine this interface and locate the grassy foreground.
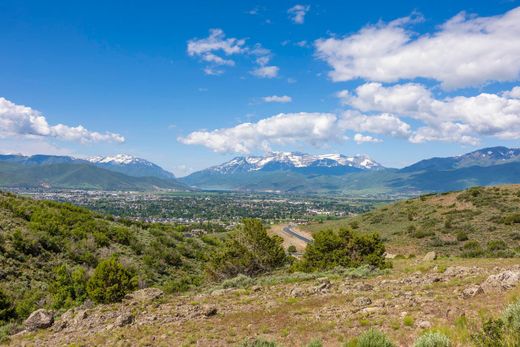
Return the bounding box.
[7,256,520,346]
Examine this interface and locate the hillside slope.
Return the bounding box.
[0,162,187,191]
[304,184,520,256]
[0,192,211,324]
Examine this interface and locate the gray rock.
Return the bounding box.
[352,296,372,307]
[423,251,437,262]
[290,287,306,297]
[24,309,54,331]
[115,312,134,327]
[481,270,520,293]
[418,320,432,329]
[203,305,218,317]
[353,282,374,291]
[462,285,484,299]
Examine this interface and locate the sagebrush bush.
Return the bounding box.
[221,274,255,289]
[355,329,395,347]
[86,257,137,304]
[240,339,278,347]
[502,299,520,331]
[413,332,451,347]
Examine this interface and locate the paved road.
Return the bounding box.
[282,226,313,243]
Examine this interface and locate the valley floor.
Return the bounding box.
[8,257,520,347]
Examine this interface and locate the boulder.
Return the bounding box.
[24,309,54,331]
[418,320,432,329]
[290,287,306,297]
[481,270,520,293]
[203,305,218,317]
[115,312,134,327]
[352,296,372,307]
[313,279,332,293]
[353,282,374,291]
[462,285,484,299]
[423,251,437,262]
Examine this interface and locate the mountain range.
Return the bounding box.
[0,147,519,194]
[181,147,520,195]
[0,154,185,191]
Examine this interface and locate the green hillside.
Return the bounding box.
[0,162,188,191]
[0,192,211,323]
[303,184,520,256]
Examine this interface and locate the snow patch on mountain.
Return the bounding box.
[87,154,154,166]
[209,152,384,174]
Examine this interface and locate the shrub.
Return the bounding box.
[86,257,138,304]
[487,240,507,252]
[307,340,323,347]
[355,329,395,347]
[221,274,255,289]
[456,231,469,241]
[403,315,414,327]
[502,299,520,331]
[287,245,297,254]
[49,265,88,309]
[471,318,505,347]
[240,339,278,347]
[461,241,484,258]
[503,213,520,225]
[207,219,286,280]
[295,228,387,273]
[414,332,451,347]
[0,290,15,323]
[162,274,202,294]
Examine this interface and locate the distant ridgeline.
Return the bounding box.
[0,154,187,191]
[0,147,519,194]
[181,147,520,195]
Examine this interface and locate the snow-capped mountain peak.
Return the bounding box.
[208,152,384,175]
[87,154,175,179]
[87,154,153,166]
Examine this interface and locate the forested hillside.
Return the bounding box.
[0,192,211,323]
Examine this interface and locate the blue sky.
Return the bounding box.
[1,0,520,176]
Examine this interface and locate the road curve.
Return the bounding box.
[282,226,313,243]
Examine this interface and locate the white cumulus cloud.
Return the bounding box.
[354,133,382,144]
[316,7,520,89]
[0,97,125,143]
[343,83,520,144]
[288,4,310,24]
[263,95,292,103]
[251,66,279,79]
[187,29,279,78]
[178,112,345,153]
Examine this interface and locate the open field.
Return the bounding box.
[8,256,520,346]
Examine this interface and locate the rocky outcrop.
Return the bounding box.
[24,309,54,331]
[462,285,484,299]
[352,297,372,307]
[481,270,520,293]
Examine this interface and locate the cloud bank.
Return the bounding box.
[315,7,520,89]
[0,97,125,143]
